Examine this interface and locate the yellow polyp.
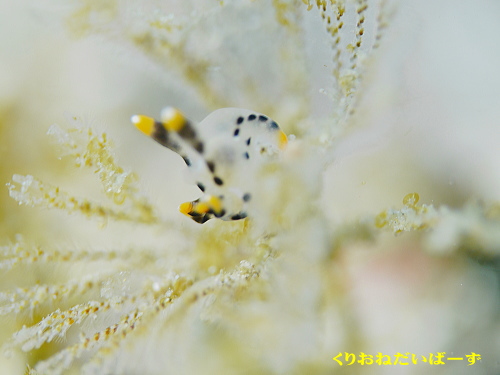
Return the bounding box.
[179,201,193,216]
[403,192,420,207]
[131,115,155,136]
[278,130,288,149]
[374,211,388,228]
[112,192,126,205]
[160,107,186,132]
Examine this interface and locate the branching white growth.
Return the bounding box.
[7,174,153,224]
[350,0,368,70]
[375,193,439,233]
[0,238,158,271]
[7,115,159,225]
[36,309,145,375]
[9,271,196,373]
[29,261,260,375]
[64,0,391,137]
[310,0,391,132]
[47,114,155,208]
[425,203,500,255]
[82,260,263,375]
[47,117,137,204]
[373,0,390,49]
[1,1,498,374]
[0,274,101,315]
[12,301,107,352]
[322,0,346,81]
[375,193,500,255]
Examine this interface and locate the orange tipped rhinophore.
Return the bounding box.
[131,115,155,136]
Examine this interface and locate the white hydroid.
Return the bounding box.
[0,1,499,374]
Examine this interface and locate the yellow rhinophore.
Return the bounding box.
[131,115,156,136]
[161,107,187,132]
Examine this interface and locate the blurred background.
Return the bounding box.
[0,0,499,374]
